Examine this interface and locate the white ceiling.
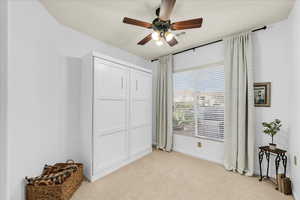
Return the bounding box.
[40,0,295,60]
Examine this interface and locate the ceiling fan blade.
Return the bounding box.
[123,17,152,29]
[138,34,152,45]
[171,18,203,30]
[166,37,178,47]
[159,0,176,21]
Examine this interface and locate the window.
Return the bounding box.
[173,65,224,141]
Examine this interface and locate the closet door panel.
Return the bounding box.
[93,57,129,176]
[129,126,151,156]
[131,71,152,100]
[93,100,126,134]
[129,69,152,158]
[94,58,127,99]
[131,100,151,127]
[93,131,126,173]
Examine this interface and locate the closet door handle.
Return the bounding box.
[121,77,124,89]
[136,80,138,91]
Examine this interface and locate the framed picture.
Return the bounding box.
[254,82,271,107]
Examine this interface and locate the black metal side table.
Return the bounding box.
[258,146,287,188]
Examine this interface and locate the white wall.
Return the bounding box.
[252,21,291,176]
[172,21,292,176]
[0,0,8,199]
[7,1,149,200]
[288,2,300,199]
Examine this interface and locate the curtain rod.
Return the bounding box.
[151,26,267,62]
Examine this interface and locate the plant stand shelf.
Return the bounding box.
[258,146,287,190]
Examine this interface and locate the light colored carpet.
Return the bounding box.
[71,150,293,200]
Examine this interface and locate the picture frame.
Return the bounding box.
[254,82,271,107]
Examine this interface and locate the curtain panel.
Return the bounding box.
[153,55,174,152]
[224,32,255,176]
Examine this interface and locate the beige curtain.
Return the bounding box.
[224,32,255,176]
[153,55,173,152]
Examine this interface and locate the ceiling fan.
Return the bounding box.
[122,0,203,47]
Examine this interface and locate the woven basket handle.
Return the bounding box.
[66,159,75,164]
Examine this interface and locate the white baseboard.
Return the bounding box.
[90,147,152,182]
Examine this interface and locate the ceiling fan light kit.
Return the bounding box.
[151,31,174,46]
[165,32,174,42]
[151,31,160,41]
[123,0,203,47]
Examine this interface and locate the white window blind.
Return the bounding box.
[173,65,224,141]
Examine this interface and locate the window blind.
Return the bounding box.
[173,65,224,141]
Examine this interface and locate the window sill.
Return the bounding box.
[173,132,224,143]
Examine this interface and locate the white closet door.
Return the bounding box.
[129,127,151,156]
[131,70,152,100]
[93,58,128,175]
[129,70,152,157]
[131,100,151,128]
[93,131,127,173]
[93,57,128,133]
[94,58,127,99]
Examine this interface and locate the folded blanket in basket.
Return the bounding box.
[25,160,79,186]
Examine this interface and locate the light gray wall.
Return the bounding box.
[252,21,291,176]
[288,2,300,199]
[0,0,8,199]
[7,1,149,200]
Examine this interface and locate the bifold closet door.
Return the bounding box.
[93,58,128,174]
[129,70,152,157]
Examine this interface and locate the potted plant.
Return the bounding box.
[262,119,282,150]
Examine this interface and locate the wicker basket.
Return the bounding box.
[26,163,83,200]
